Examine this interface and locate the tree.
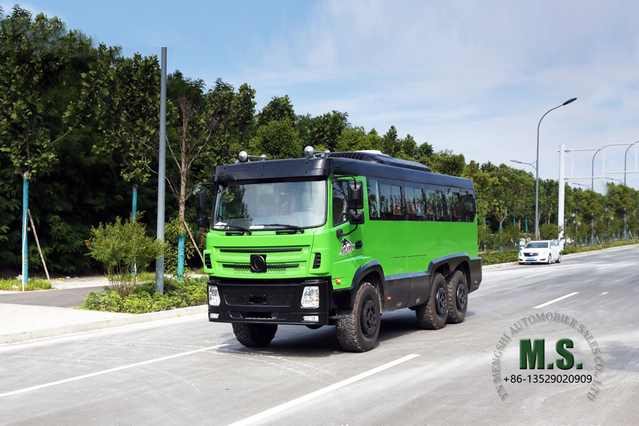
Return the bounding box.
[425,150,466,176]
[250,118,301,159]
[309,110,349,152]
[381,126,400,157]
[87,52,161,217]
[335,127,382,152]
[164,72,255,278]
[257,95,296,127]
[0,6,93,284]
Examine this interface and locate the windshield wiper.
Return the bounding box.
[214,224,252,235]
[254,223,304,234]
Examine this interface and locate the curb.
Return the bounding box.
[1,305,207,344]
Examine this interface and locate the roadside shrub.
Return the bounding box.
[85,212,167,295]
[81,276,207,313]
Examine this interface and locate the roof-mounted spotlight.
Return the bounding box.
[238,151,267,162]
[304,146,331,158]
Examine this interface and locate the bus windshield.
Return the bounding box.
[213,180,327,231]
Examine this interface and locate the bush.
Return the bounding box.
[81,276,207,314]
[85,212,167,294]
[480,251,519,265]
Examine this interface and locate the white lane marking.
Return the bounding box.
[601,292,608,295]
[0,344,226,398]
[228,354,420,426]
[533,292,579,309]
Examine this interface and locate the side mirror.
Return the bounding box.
[192,183,208,228]
[349,210,364,225]
[348,181,363,210]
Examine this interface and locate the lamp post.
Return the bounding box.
[624,141,639,186]
[535,98,577,240]
[623,142,639,239]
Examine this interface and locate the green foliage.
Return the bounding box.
[258,95,296,127]
[480,251,519,265]
[0,278,52,291]
[0,6,93,178]
[335,126,382,152]
[540,223,559,240]
[81,276,207,313]
[85,213,166,292]
[424,150,466,176]
[251,118,301,159]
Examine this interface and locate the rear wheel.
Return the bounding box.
[336,282,380,352]
[232,323,278,347]
[446,270,468,324]
[416,273,448,329]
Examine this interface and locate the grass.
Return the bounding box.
[0,278,52,291]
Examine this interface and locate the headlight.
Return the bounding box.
[301,286,320,308]
[208,285,220,306]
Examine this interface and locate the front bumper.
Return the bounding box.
[207,277,331,325]
[518,253,549,264]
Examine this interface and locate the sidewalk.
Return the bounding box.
[0,276,206,345]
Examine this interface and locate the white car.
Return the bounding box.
[518,240,562,264]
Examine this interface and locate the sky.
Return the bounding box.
[3,0,639,193]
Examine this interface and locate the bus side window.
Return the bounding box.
[415,187,425,219]
[462,191,476,222]
[380,183,392,220]
[391,185,403,219]
[449,190,461,222]
[405,187,415,218]
[425,188,436,221]
[368,178,380,219]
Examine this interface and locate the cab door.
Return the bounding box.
[330,179,364,289]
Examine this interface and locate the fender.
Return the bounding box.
[331,260,386,311]
[427,253,482,292]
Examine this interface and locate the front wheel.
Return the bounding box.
[416,273,448,329]
[232,323,278,347]
[336,282,380,352]
[556,253,561,263]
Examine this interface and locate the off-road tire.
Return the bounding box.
[416,273,448,330]
[232,323,278,347]
[336,282,380,352]
[446,270,468,324]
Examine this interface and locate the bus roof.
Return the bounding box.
[214,152,473,190]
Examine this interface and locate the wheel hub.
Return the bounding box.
[361,299,377,335]
[456,284,467,310]
[435,287,447,315]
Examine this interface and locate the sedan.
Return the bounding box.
[518,240,562,264]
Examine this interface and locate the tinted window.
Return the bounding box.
[332,181,349,226]
[368,178,380,219]
[391,185,403,217]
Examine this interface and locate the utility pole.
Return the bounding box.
[155,47,167,294]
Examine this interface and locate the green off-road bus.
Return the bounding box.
[193,147,482,352]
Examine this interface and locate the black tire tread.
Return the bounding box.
[446,270,468,324]
[336,282,380,352]
[416,273,448,330]
[232,323,278,347]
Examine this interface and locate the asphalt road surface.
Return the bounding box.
[1,245,637,425]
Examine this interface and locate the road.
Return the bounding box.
[1,245,638,425]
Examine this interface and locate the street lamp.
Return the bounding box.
[535,98,577,240]
[510,159,537,171]
[624,141,639,186]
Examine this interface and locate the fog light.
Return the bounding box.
[209,313,219,319]
[303,315,319,322]
[301,286,320,308]
[208,285,220,306]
